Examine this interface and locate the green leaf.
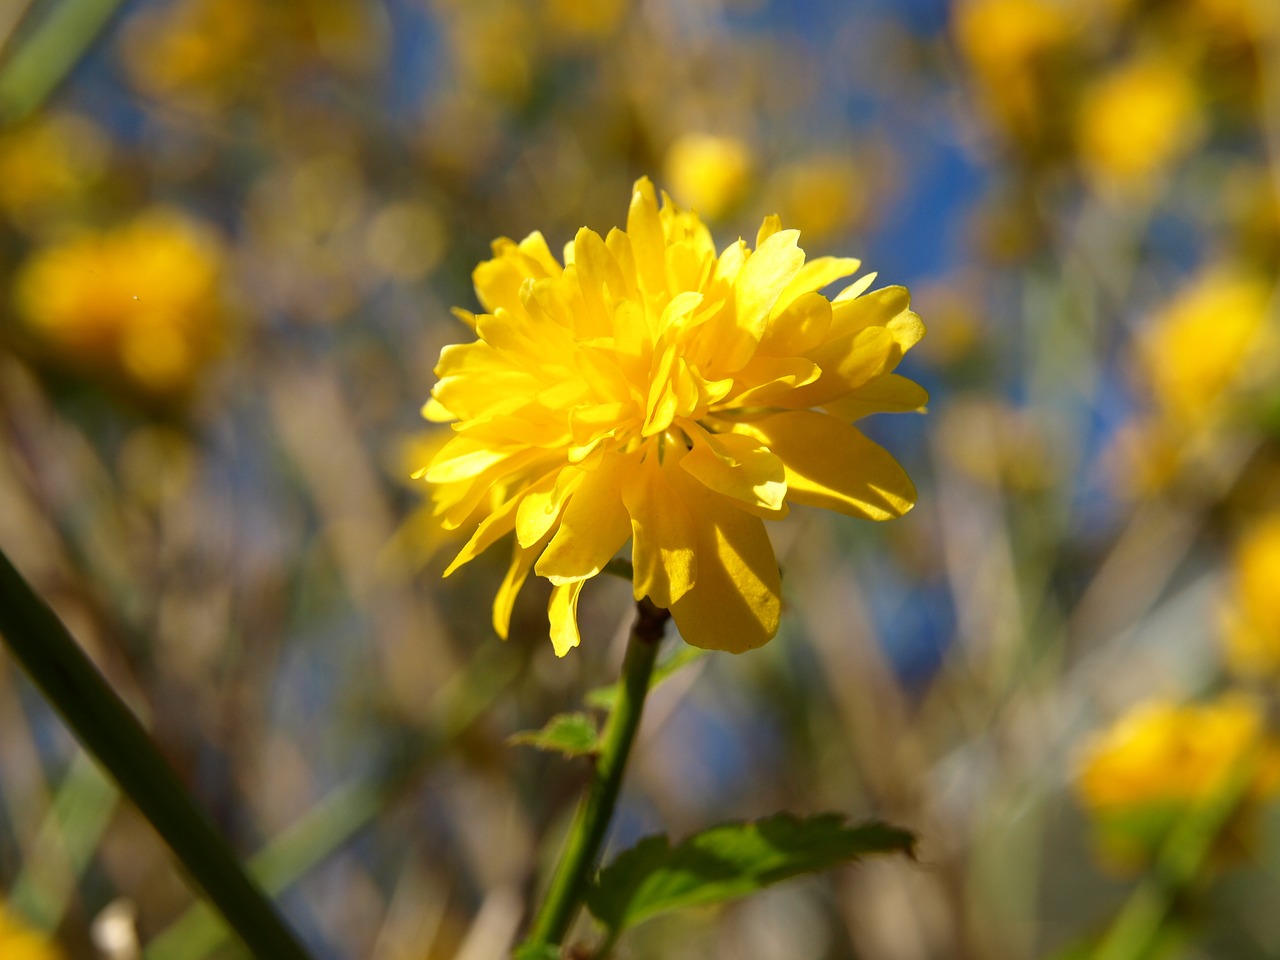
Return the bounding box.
[585,813,915,933]
[508,712,600,758]
[586,645,707,710]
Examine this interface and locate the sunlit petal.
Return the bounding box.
[735,411,916,520]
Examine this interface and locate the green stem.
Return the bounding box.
[0,546,313,960]
[520,598,669,951]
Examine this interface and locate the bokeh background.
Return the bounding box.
[3,0,1280,957]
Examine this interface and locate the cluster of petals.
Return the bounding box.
[420,178,925,655]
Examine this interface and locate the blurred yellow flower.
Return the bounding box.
[954,0,1069,72]
[0,904,63,960]
[1077,56,1199,190]
[14,209,228,395]
[664,133,753,222]
[541,0,629,42]
[120,0,263,106]
[1136,268,1274,429]
[953,0,1073,136]
[0,113,108,231]
[1223,514,1280,677]
[1075,695,1280,869]
[765,155,866,245]
[420,177,925,655]
[1077,696,1274,809]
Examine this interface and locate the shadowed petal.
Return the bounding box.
[622,452,697,608]
[680,423,788,518]
[536,453,635,584]
[668,480,781,653]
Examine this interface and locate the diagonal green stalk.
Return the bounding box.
[520,597,669,952]
[0,546,313,960]
[0,0,129,124]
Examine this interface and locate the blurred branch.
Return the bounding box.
[8,752,118,931]
[0,0,126,126]
[0,0,34,61]
[0,546,314,960]
[144,639,522,960]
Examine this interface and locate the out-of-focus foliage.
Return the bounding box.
[1,0,1280,957]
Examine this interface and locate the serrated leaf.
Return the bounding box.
[586,645,708,710]
[513,942,562,960]
[586,814,915,933]
[508,712,600,758]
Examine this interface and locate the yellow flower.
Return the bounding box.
[1077,55,1199,190]
[664,133,753,222]
[1075,695,1280,869]
[420,178,925,655]
[14,209,228,395]
[1136,268,1274,429]
[1223,514,1280,678]
[0,904,64,960]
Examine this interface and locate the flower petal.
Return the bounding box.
[473,231,562,315]
[627,177,667,300]
[515,468,582,547]
[668,479,781,652]
[493,536,546,639]
[757,292,833,357]
[548,580,585,656]
[680,423,788,517]
[735,229,805,342]
[772,256,861,319]
[426,434,518,484]
[828,285,922,345]
[432,448,551,530]
[734,410,916,520]
[821,373,929,421]
[723,355,822,407]
[622,452,697,607]
[781,325,899,409]
[535,453,634,584]
[442,488,524,577]
[756,214,782,248]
